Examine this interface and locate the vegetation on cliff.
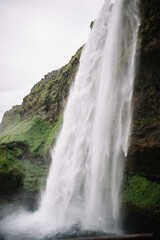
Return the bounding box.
[0,47,82,194]
[123,175,160,219]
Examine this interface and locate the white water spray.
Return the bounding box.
[0,0,140,238]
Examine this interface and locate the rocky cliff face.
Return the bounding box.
[124,0,160,218]
[0,0,159,219]
[0,47,82,130]
[130,0,160,158]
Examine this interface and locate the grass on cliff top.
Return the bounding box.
[123,175,160,217]
[0,115,62,158]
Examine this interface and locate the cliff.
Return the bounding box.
[0,47,82,193]
[0,0,160,219]
[124,0,160,219]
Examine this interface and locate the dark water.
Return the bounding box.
[0,193,159,240]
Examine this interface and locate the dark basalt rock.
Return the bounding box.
[0,170,23,195]
[127,0,160,175]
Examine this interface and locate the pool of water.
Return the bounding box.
[0,193,159,240]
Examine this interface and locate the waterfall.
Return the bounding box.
[37,0,140,233]
[0,0,140,238]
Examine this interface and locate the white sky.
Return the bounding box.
[0,0,105,122]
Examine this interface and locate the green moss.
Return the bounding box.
[0,114,63,192]
[0,143,50,193]
[135,117,160,125]
[43,114,62,155]
[17,47,82,121]
[18,159,49,192]
[0,144,24,194]
[90,21,94,29]
[0,116,61,158]
[0,144,22,174]
[123,175,160,218]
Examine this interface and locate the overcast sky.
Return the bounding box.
[0,0,105,122]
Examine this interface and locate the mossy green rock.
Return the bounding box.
[0,143,23,194]
[123,175,160,219]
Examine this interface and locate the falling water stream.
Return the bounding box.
[0,0,140,239]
